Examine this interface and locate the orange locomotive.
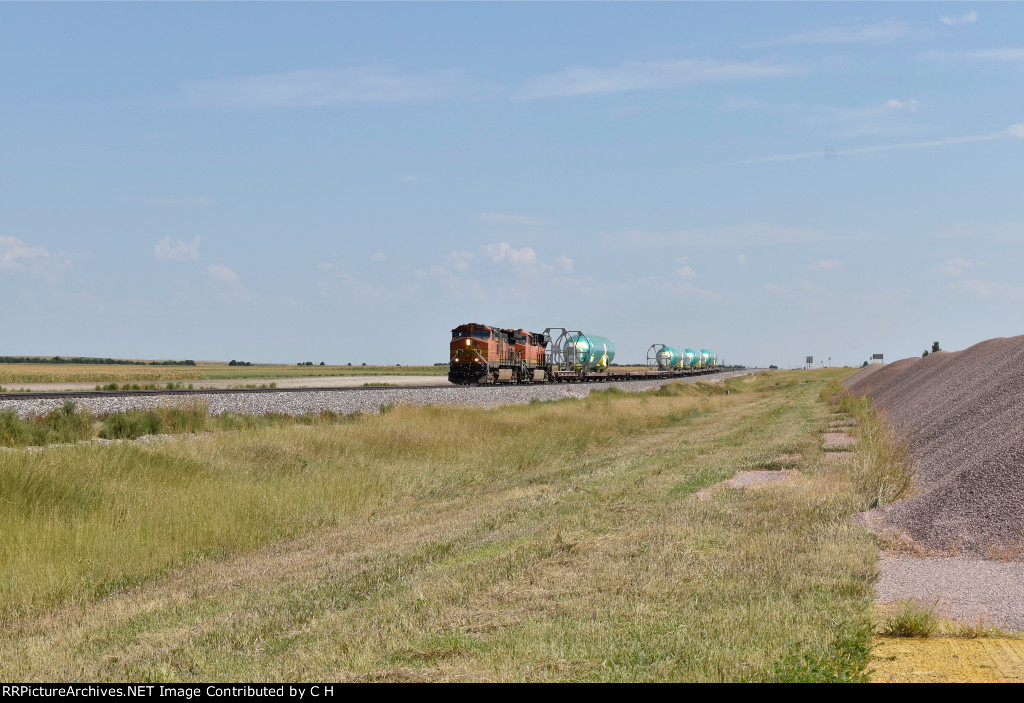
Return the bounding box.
[448,323,549,384]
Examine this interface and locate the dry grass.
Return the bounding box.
[0,363,445,385]
[0,370,877,681]
[821,381,915,509]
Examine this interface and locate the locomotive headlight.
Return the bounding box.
[466,340,471,346]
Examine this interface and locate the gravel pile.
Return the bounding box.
[847,336,1024,557]
[0,371,753,420]
[842,361,887,387]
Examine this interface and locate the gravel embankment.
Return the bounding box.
[877,556,1024,632]
[0,371,754,419]
[847,336,1024,557]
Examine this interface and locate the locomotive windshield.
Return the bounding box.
[453,329,491,340]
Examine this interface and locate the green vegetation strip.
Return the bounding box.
[0,400,354,447]
[0,370,879,681]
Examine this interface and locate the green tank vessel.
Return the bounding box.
[700,349,712,368]
[655,346,684,370]
[564,333,615,370]
[683,349,698,369]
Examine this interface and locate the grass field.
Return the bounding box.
[0,369,880,681]
[0,363,447,385]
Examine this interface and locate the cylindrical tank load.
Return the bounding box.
[564,333,616,370]
[683,349,698,369]
[699,349,712,368]
[656,346,684,370]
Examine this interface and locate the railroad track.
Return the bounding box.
[0,369,734,402]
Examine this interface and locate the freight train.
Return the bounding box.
[448,323,718,385]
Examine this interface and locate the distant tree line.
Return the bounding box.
[0,356,196,366]
[228,360,253,366]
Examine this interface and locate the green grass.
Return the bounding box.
[0,369,879,681]
[0,400,357,446]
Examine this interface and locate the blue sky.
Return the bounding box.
[2,3,1022,367]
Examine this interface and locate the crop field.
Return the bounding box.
[0,369,882,681]
[0,363,447,385]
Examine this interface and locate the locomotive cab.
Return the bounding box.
[449,323,549,384]
[448,323,497,384]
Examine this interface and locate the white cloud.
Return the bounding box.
[0,236,50,269]
[737,254,748,265]
[412,265,480,300]
[930,257,973,277]
[480,242,574,276]
[938,222,1024,241]
[154,236,201,261]
[722,96,922,137]
[922,48,1024,62]
[371,252,386,262]
[0,236,69,279]
[516,58,804,100]
[664,280,721,300]
[949,278,1024,301]
[808,258,843,271]
[635,262,720,300]
[124,196,213,206]
[940,11,979,26]
[477,212,550,226]
[447,250,475,272]
[547,274,608,301]
[755,19,927,47]
[317,261,335,271]
[208,264,239,283]
[725,124,1024,166]
[880,98,920,113]
[618,223,824,248]
[800,281,831,297]
[482,242,546,274]
[319,272,419,302]
[183,65,470,108]
[765,280,832,306]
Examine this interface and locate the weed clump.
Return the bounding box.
[0,402,95,447]
[100,410,164,440]
[880,600,939,637]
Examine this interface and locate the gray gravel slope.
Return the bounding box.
[848,336,1024,557]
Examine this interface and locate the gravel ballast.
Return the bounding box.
[0,371,754,420]
[847,336,1024,557]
